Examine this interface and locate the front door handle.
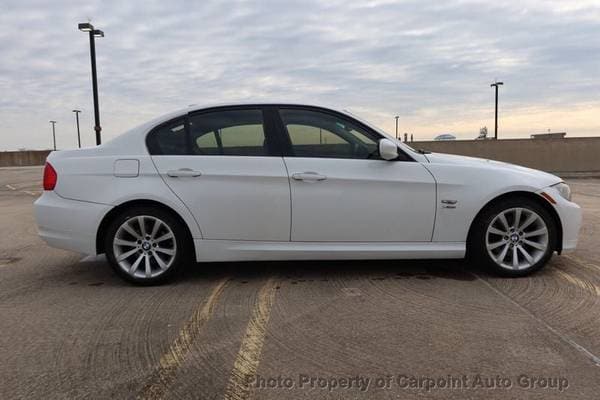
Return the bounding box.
[292,172,327,181]
[167,168,202,178]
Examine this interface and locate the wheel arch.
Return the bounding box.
[96,199,195,255]
[466,190,563,256]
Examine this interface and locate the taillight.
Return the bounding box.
[43,162,57,191]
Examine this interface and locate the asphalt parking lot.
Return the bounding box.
[1,166,600,399]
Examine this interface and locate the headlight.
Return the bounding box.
[552,182,571,201]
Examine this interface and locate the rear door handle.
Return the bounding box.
[292,172,327,181]
[167,168,202,178]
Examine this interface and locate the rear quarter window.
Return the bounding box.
[146,118,187,155]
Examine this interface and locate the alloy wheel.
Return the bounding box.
[485,207,549,270]
[112,215,177,279]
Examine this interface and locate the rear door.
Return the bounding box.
[149,107,291,241]
[277,107,436,242]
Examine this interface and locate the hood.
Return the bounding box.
[424,152,562,187]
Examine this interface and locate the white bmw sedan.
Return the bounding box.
[34,103,581,284]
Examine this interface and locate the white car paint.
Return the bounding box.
[152,155,290,241]
[34,102,581,265]
[422,152,563,242]
[283,157,436,242]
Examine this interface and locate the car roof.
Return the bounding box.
[159,101,348,122]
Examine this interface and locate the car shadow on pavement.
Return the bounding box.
[179,258,478,284]
[70,254,570,287]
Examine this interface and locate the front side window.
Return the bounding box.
[189,109,268,156]
[279,109,380,159]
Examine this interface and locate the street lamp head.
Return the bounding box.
[72,109,81,113]
[78,22,94,32]
[49,120,56,124]
[491,81,504,87]
[93,30,104,38]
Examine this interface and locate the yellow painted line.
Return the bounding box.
[223,278,277,400]
[555,268,600,296]
[138,278,229,399]
[5,184,16,190]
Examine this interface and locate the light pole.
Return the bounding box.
[78,22,104,145]
[49,121,57,151]
[490,81,504,140]
[394,116,399,139]
[72,110,82,148]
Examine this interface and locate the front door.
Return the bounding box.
[149,108,290,241]
[277,107,436,242]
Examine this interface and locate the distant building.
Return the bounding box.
[434,133,456,141]
[530,132,566,139]
[476,126,491,140]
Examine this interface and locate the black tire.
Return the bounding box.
[104,206,191,285]
[468,196,557,277]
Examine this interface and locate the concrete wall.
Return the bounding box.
[0,150,51,167]
[1,137,599,173]
[411,137,600,173]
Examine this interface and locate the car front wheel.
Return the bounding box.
[470,197,557,276]
[105,206,189,284]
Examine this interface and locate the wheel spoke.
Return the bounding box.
[523,227,547,238]
[523,238,545,250]
[114,238,137,247]
[129,254,144,274]
[150,219,161,239]
[155,232,174,243]
[497,213,510,231]
[496,243,510,262]
[512,246,519,268]
[514,208,522,229]
[155,247,175,256]
[118,247,139,261]
[519,214,537,231]
[122,221,141,239]
[488,227,506,236]
[517,245,534,265]
[144,254,151,277]
[487,240,507,250]
[138,216,147,237]
[154,253,168,270]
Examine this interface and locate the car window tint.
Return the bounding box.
[194,131,220,155]
[148,118,187,155]
[189,110,268,156]
[279,109,379,159]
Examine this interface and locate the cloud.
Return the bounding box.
[1,0,600,150]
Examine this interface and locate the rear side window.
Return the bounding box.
[189,110,267,156]
[146,118,187,155]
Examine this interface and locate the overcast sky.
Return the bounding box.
[1,0,600,150]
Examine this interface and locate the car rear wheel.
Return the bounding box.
[469,197,557,276]
[105,206,189,285]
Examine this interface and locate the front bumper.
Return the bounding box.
[34,191,111,255]
[538,185,582,252]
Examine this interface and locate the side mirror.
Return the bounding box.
[378,138,399,160]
